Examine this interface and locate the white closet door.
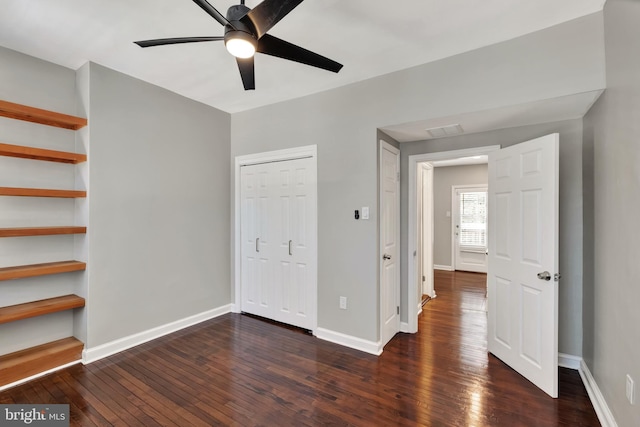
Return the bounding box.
[240,157,317,331]
[240,163,276,320]
[272,158,316,329]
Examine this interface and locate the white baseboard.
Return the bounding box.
[434,264,453,271]
[579,360,619,427]
[315,327,382,356]
[558,353,582,370]
[0,360,82,392]
[83,304,232,364]
[400,322,411,333]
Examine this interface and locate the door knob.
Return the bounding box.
[537,271,551,281]
[383,254,391,260]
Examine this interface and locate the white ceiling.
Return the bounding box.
[380,90,604,143]
[430,155,487,168]
[0,0,605,114]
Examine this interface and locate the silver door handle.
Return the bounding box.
[537,271,551,281]
[256,237,259,253]
[289,240,292,256]
[383,254,391,260]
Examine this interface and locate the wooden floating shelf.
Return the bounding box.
[0,100,87,130]
[0,261,86,282]
[0,142,86,164]
[0,337,83,387]
[0,294,85,325]
[0,187,86,198]
[0,226,87,238]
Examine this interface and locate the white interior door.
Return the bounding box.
[380,141,400,346]
[453,186,488,273]
[271,158,316,330]
[487,133,559,397]
[240,157,317,331]
[240,163,274,320]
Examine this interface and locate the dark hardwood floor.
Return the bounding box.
[1,270,599,426]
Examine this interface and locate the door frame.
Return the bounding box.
[379,140,401,347]
[418,163,435,299]
[233,145,318,331]
[407,145,500,333]
[452,184,488,273]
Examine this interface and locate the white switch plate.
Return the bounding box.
[362,207,369,220]
[627,374,635,405]
[446,210,451,217]
[339,296,347,310]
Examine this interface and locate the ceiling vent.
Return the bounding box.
[425,123,464,138]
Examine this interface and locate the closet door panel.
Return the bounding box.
[288,158,315,329]
[272,162,293,323]
[241,164,276,318]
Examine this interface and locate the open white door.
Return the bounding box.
[380,141,400,347]
[487,133,559,398]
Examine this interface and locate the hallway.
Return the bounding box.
[411,270,599,425]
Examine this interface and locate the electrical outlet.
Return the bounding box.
[626,375,635,405]
[339,296,347,310]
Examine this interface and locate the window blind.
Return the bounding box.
[459,191,487,248]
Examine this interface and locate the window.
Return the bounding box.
[459,191,487,249]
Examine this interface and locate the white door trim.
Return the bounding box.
[452,184,488,273]
[407,145,500,333]
[419,163,434,298]
[234,145,318,329]
[379,140,400,347]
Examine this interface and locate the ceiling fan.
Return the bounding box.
[134,0,343,90]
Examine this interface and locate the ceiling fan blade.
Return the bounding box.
[243,0,304,39]
[192,0,233,28]
[257,34,343,73]
[134,36,224,48]
[236,57,255,90]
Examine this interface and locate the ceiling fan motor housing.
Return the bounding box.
[224,4,257,45]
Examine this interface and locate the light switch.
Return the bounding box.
[362,207,369,220]
[446,211,451,217]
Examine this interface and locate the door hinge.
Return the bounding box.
[397,172,400,182]
[397,306,399,315]
[422,275,426,282]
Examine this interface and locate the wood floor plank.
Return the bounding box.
[0,270,600,426]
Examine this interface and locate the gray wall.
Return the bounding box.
[582,0,640,425]
[432,164,488,268]
[231,13,605,344]
[401,119,585,356]
[0,48,233,354]
[85,63,231,348]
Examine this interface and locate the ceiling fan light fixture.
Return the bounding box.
[225,31,257,58]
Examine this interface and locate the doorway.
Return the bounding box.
[407,134,560,398]
[407,146,500,334]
